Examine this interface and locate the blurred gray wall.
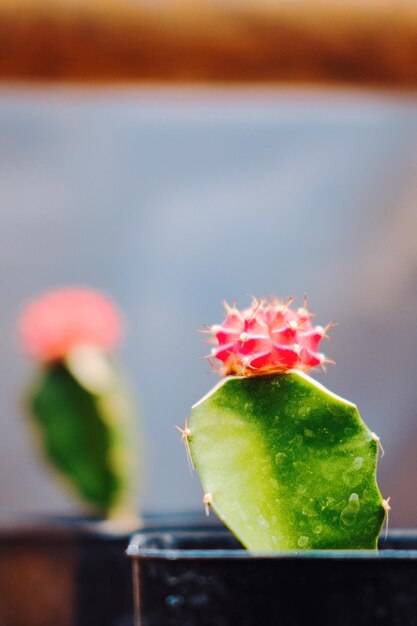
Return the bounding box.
[1,86,417,526]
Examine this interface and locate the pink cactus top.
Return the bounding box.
[208,297,332,377]
[19,287,122,362]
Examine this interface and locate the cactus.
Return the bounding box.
[20,287,139,519]
[185,298,386,551]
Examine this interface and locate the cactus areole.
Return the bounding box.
[186,298,386,551]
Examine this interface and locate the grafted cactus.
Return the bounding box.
[184,297,386,551]
[20,287,139,519]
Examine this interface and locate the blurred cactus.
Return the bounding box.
[20,287,139,519]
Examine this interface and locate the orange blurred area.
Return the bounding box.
[1,0,417,85]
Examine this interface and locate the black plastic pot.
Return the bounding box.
[0,515,136,626]
[0,513,213,626]
[127,526,417,626]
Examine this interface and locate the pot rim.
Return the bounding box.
[127,526,417,560]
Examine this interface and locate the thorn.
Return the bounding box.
[319,356,335,372]
[203,492,213,516]
[382,497,391,540]
[297,294,314,319]
[206,357,224,376]
[233,353,255,377]
[196,324,213,335]
[175,420,194,472]
[322,322,337,340]
[244,297,263,321]
[283,296,295,312]
[248,294,257,308]
[223,300,236,315]
[371,432,385,457]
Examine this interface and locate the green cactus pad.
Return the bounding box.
[189,371,385,551]
[29,360,137,517]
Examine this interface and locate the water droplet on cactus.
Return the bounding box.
[340,493,360,526]
[293,460,308,471]
[293,434,303,447]
[344,426,355,438]
[275,452,287,465]
[342,466,362,487]
[302,499,318,517]
[353,456,364,470]
[297,405,310,419]
[322,496,335,510]
[258,515,269,529]
[269,477,279,489]
[313,524,323,534]
[298,535,309,547]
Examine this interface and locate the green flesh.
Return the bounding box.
[29,361,137,517]
[189,372,385,551]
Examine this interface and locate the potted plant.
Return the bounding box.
[127,296,417,626]
[0,286,141,626]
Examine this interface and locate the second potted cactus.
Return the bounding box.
[127,296,415,626]
[1,287,141,626]
[187,296,387,550]
[19,286,140,522]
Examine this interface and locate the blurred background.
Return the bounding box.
[1,0,417,527]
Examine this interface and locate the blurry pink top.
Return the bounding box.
[208,297,332,377]
[19,287,122,362]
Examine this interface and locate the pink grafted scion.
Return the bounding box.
[19,287,122,362]
[207,297,333,377]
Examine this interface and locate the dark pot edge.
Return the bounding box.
[127,526,417,560]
